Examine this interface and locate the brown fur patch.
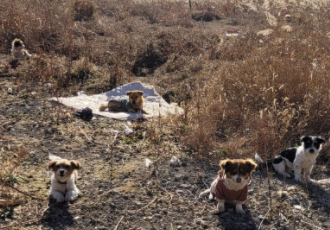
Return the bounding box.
[126,90,144,109]
[218,159,257,179]
[99,90,147,113]
[48,159,80,174]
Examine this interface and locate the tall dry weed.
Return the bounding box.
[185,24,330,157]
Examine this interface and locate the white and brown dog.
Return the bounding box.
[199,159,257,214]
[11,38,32,60]
[47,155,80,202]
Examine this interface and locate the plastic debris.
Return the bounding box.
[170,156,181,166]
[145,158,152,168]
[44,83,54,88]
[75,107,93,121]
[124,125,133,135]
[226,30,241,37]
[77,91,87,96]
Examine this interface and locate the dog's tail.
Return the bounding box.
[99,103,108,111]
[23,49,32,59]
[254,153,265,164]
[254,153,273,169]
[199,188,211,198]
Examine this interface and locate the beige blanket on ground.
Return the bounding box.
[50,81,183,120]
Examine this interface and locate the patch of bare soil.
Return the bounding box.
[0,85,330,230]
[132,44,168,77]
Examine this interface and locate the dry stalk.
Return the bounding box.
[113,216,124,230]
[258,209,271,230]
[2,181,46,201]
[137,196,158,212]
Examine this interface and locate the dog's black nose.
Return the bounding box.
[236,178,241,183]
[310,149,315,153]
[132,101,136,105]
[60,170,64,176]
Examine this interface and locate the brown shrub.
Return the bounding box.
[184,25,330,155]
[74,0,97,21]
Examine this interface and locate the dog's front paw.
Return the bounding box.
[51,192,65,203]
[283,172,292,178]
[236,206,245,214]
[65,190,78,201]
[217,203,225,213]
[56,196,65,203]
[294,177,301,182]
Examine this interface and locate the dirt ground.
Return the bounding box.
[0,82,330,230]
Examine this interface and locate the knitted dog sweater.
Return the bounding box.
[215,178,248,202]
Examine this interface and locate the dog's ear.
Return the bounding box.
[137,90,144,96]
[126,91,131,96]
[219,159,231,170]
[300,136,310,143]
[70,160,80,170]
[245,159,258,172]
[48,161,57,171]
[316,137,326,144]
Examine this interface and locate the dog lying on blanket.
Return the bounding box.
[99,90,148,114]
[199,159,257,214]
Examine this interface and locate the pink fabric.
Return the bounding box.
[215,178,248,202]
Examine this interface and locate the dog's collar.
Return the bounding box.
[58,180,67,184]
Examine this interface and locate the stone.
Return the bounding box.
[137,211,144,216]
[257,29,274,37]
[282,25,293,32]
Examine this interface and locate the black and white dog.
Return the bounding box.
[255,136,326,183]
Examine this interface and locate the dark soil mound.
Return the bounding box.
[192,11,224,22]
[132,44,167,76]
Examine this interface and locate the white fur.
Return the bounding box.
[49,170,79,202]
[274,145,321,183]
[272,158,292,178]
[48,156,80,202]
[11,39,32,60]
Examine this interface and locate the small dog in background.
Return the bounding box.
[47,155,80,202]
[255,136,326,183]
[99,90,148,114]
[11,38,32,60]
[199,158,257,214]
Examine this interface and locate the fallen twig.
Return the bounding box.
[2,181,46,201]
[137,196,157,212]
[0,199,20,206]
[301,220,324,230]
[113,216,124,230]
[202,179,209,189]
[258,209,270,230]
[78,126,91,142]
